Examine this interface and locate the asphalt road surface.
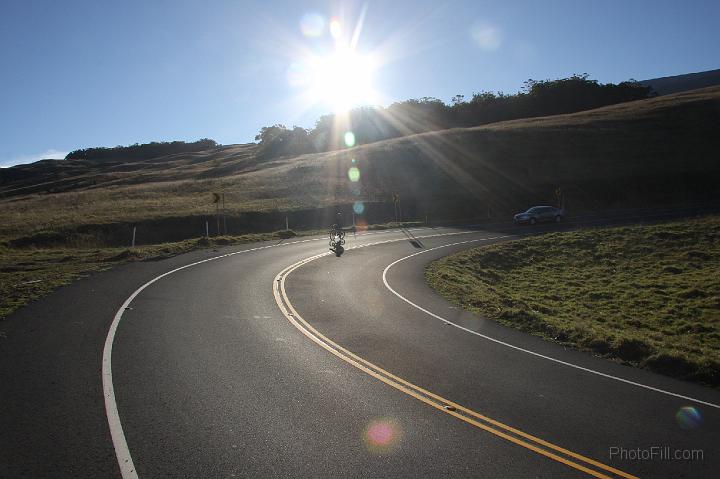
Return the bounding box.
[2,218,719,478]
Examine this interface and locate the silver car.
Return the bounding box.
[514,206,564,225]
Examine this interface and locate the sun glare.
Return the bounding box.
[291,12,380,113]
[307,46,377,112]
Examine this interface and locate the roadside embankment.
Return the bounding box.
[426,216,720,387]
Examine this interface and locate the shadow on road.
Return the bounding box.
[402,228,425,248]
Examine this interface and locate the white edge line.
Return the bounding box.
[102,242,282,478]
[101,226,466,478]
[104,224,720,478]
[381,238,720,409]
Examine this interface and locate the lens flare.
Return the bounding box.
[471,23,501,51]
[329,17,342,39]
[353,201,365,214]
[348,167,360,182]
[300,13,325,37]
[363,418,401,453]
[676,406,702,430]
[344,131,356,147]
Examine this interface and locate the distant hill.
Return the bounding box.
[640,69,720,96]
[0,142,257,197]
[1,86,719,245]
[64,138,219,161]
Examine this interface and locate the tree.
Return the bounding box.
[255,124,288,144]
[451,94,465,105]
[255,124,314,158]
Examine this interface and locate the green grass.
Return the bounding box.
[365,221,425,230]
[425,216,720,387]
[0,220,422,321]
[0,230,309,320]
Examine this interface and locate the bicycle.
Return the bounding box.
[329,224,345,250]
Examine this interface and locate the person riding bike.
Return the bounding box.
[329,223,345,249]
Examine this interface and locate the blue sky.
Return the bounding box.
[1,0,718,167]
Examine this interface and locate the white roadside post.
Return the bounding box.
[222,193,227,235]
[131,226,136,248]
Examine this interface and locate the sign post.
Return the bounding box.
[212,192,220,236]
[222,193,227,235]
[392,194,400,223]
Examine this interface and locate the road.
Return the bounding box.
[1,220,718,478]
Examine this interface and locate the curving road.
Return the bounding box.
[1,222,718,478]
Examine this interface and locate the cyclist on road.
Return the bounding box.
[329,222,345,250]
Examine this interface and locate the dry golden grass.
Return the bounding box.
[1,86,718,243]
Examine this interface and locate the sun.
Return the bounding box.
[306,45,378,112]
[287,12,381,114]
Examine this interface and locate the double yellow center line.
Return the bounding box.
[273,252,639,479]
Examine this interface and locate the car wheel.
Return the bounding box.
[555,215,561,223]
[530,217,536,225]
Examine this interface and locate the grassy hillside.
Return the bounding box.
[641,68,720,96]
[0,229,305,320]
[426,216,720,387]
[1,86,719,247]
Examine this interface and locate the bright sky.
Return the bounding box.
[1,0,718,167]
